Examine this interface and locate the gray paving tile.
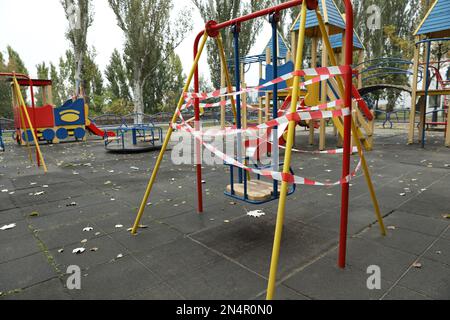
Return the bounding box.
[109,223,183,254]
[67,255,161,300]
[0,253,58,293]
[0,231,41,264]
[398,258,450,300]
[193,215,338,279]
[384,210,450,237]
[50,235,130,272]
[1,278,71,300]
[423,237,450,267]
[382,285,431,300]
[283,256,393,300]
[326,237,417,282]
[134,238,221,281]
[358,225,437,256]
[254,285,310,300]
[166,258,268,300]
[127,282,184,300]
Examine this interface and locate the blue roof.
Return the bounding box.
[262,33,289,58]
[330,34,364,50]
[292,0,345,32]
[415,0,450,36]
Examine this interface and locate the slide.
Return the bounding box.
[86,121,116,138]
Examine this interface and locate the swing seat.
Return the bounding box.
[224,161,296,205]
[226,180,274,202]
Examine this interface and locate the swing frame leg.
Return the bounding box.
[131,33,209,235]
[266,0,308,301]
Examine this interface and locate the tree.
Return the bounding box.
[0,51,12,118]
[53,48,105,113]
[105,49,130,102]
[61,0,93,95]
[109,0,191,122]
[345,0,422,112]
[154,52,185,113]
[36,62,50,106]
[82,49,105,114]
[191,0,273,88]
[0,47,29,118]
[50,63,64,107]
[6,46,28,75]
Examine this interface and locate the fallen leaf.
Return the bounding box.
[73,248,85,255]
[0,223,16,231]
[247,210,266,218]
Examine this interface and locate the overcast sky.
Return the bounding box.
[0,0,269,86]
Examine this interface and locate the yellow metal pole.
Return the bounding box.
[131,32,209,235]
[13,77,48,173]
[14,86,33,161]
[266,0,307,301]
[216,34,237,122]
[315,11,386,236]
[351,120,386,236]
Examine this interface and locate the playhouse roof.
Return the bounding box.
[262,32,289,58]
[329,33,365,52]
[291,0,346,37]
[415,0,450,37]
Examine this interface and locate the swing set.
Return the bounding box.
[131,0,387,300]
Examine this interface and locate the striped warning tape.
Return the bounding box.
[183,65,348,101]
[173,102,348,138]
[176,122,361,187]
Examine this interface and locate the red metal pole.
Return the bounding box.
[338,0,354,269]
[209,0,304,32]
[194,31,205,213]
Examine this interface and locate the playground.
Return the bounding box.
[0,0,449,302]
[0,124,449,300]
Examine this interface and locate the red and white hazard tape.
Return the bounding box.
[183,66,348,101]
[173,104,349,138]
[177,122,361,186]
[180,99,231,111]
